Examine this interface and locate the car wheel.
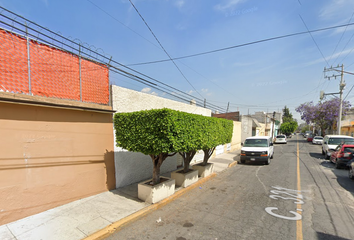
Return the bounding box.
[270,152,274,159]
[240,159,245,164]
[325,153,330,160]
[335,160,340,169]
[322,149,325,155]
[265,158,270,165]
[349,168,354,180]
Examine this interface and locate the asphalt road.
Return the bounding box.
[106,135,354,240]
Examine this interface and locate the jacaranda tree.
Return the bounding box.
[295,98,351,135]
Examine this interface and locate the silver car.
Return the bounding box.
[312,136,323,145]
[274,135,287,144]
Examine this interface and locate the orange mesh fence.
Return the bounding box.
[0,29,109,105]
[81,59,109,104]
[0,29,28,93]
[30,41,80,101]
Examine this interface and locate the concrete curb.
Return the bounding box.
[83,173,217,240]
[228,160,238,168]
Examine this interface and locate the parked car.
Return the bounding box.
[330,144,354,169]
[348,161,354,179]
[307,134,314,142]
[274,135,287,144]
[240,136,274,165]
[304,131,312,138]
[312,136,323,145]
[322,135,354,160]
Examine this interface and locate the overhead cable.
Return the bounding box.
[127,22,354,66]
[128,0,204,99]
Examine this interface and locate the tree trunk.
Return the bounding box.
[150,154,160,185]
[179,151,197,173]
[202,147,216,166]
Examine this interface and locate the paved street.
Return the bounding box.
[105,135,354,240]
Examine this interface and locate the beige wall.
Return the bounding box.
[230,121,242,151]
[0,101,115,225]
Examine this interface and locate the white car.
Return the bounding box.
[274,135,287,144]
[312,136,323,145]
[240,136,274,165]
[322,135,354,160]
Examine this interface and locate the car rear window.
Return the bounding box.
[276,135,285,138]
[328,138,354,145]
[343,147,354,153]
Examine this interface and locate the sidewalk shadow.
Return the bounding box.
[110,183,144,203]
[309,152,354,197]
[317,231,352,240]
[309,152,334,170]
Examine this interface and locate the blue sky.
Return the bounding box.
[2,0,354,121]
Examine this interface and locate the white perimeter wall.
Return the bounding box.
[111,85,212,188]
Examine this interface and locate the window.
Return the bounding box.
[243,139,268,147]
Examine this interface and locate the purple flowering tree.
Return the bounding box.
[295,98,351,136]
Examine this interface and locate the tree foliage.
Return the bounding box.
[280,121,298,134]
[113,108,233,184]
[295,98,351,135]
[282,106,293,123]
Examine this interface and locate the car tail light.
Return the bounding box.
[344,153,351,158]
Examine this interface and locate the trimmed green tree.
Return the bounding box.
[177,113,233,173]
[114,109,179,185]
[114,108,234,185]
[200,117,233,166]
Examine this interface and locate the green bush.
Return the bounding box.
[114,108,233,184]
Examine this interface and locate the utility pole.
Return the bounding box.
[338,65,344,135]
[323,64,346,135]
[271,111,276,139]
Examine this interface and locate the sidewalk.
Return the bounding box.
[0,150,240,240]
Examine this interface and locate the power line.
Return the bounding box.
[330,12,354,66]
[87,0,240,102]
[127,22,354,66]
[86,0,161,51]
[127,0,204,99]
[299,14,329,67]
[343,84,354,101]
[0,6,227,112]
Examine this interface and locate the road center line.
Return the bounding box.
[296,136,303,240]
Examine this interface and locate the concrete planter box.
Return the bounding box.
[192,163,214,178]
[138,177,175,204]
[171,169,198,188]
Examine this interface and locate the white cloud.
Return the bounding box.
[187,90,194,95]
[201,88,212,96]
[174,0,185,9]
[141,87,158,96]
[214,0,246,12]
[304,48,354,66]
[319,0,354,21]
[141,87,151,93]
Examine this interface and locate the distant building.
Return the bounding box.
[213,111,240,121]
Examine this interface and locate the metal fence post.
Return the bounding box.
[79,44,82,102]
[25,22,32,95]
